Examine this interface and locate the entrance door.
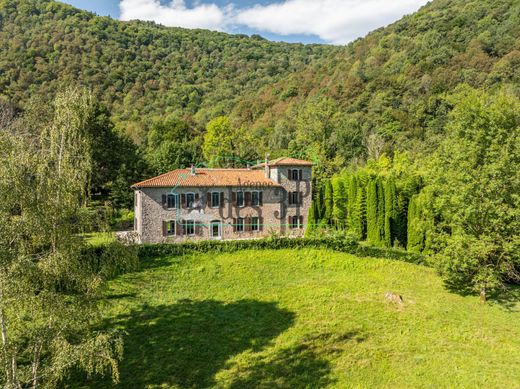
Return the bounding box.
[210,220,222,239]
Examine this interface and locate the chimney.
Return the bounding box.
[264,154,270,178]
[190,165,196,176]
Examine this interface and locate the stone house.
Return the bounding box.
[131,157,313,243]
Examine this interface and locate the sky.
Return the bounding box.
[62,0,430,45]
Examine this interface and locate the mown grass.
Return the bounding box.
[84,249,519,388]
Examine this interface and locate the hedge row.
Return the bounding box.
[137,236,424,265]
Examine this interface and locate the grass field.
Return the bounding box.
[85,248,520,388]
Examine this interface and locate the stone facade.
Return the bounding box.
[133,161,312,244]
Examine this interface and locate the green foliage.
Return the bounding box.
[331,177,347,228]
[0,88,133,387]
[427,87,520,292]
[203,116,235,167]
[366,178,379,245]
[0,0,334,133]
[384,176,397,247]
[320,180,334,226]
[145,117,202,174]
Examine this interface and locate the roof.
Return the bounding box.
[132,168,282,188]
[252,157,314,168]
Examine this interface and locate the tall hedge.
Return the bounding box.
[366,178,379,245]
[384,176,397,247]
[332,177,347,228]
[321,180,334,227]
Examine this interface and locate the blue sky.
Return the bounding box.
[62,0,429,45]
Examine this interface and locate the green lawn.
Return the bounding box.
[82,232,116,246]
[87,249,520,388]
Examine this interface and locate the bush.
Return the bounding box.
[137,234,424,265]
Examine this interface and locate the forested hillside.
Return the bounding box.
[2,0,519,170]
[0,0,335,138]
[230,0,520,171]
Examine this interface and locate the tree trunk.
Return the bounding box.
[0,305,18,388]
[480,288,486,303]
[31,344,41,389]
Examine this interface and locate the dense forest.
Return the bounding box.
[2,0,520,175]
[0,0,335,137]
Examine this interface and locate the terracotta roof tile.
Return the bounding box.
[132,168,282,188]
[252,157,314,168]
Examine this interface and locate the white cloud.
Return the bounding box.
[119,0,430,44]
[120,0,229,31]
[236,0,430,44]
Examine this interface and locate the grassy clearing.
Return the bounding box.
[84,249,519,388]
[82,232,115,246]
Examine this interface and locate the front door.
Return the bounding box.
[210,220,222,239]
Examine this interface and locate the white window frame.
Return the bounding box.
[236,191,245,207]
[251,216,259,232]
[167,193,178,209]
[185,220,195,236]
[186,192,195,208]
[236,217,244,233]
[211,192,220,208]
[210,220,222,239]
[166,220,176,236]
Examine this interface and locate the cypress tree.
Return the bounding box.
[355,176,367,240]
[407,194,423,252]
[383,176,397,247]
[395,193,408,248]
[366,178,378,244]
[321,180,334,227]
[314,185,324,223]
[332,177,347,229]
[306,199,318,236]
[346,174,358,231]
[376,177,385,246]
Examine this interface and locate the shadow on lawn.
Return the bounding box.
[96,299,315,388]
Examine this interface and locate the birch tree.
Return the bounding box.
[0,88,128,388]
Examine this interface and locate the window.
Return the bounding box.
[290,216,299,229]
[211,192,220,208]
[289,191,300,205]
[236,218,244,232]
[166,220,175,236]
[251,191,262,206]
[185,220,195,235]
[289,169,303,181]
[186,193,195,208]
[236,191,244,207]
[251,217,259,232]
[167,194,178,209]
